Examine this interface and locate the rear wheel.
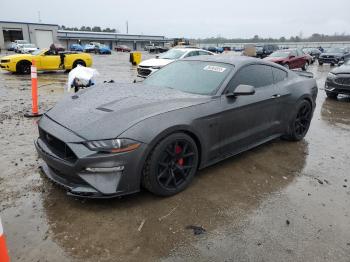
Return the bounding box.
[142,133,199,196]
[326,91,338,99]
[16,60,31,74]
[282,100,312,141]
[73,60,86,68]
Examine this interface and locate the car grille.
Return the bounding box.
[137,66,152,77]
[322,55,335,59]
[39,128,77,162]
[334,76,350,86]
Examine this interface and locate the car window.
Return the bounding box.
[199,51,212,56]
[227,64,274,92]
[185,51,200,57]
[290,50,297,57]
[271,67,288,83]
[296,49,303,56]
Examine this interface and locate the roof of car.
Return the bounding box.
[172,47,204,52]
[183,55,260,66]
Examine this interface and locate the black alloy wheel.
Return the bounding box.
[142,133,199,196]
[294,102,312,137]
[283,100,312,141]
[16,61,31,74]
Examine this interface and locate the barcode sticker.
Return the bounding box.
[203,65,226,73]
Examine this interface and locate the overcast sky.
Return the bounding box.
[1,0,349,38]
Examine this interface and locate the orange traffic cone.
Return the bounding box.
[24,59,42,117]
[0,218,10,262]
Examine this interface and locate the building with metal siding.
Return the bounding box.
[0,21,58,49]
[0,21,166,51]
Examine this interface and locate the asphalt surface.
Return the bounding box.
[0,51,349,262]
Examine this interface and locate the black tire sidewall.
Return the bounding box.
[287,100,312,141]
[146,133,199,196]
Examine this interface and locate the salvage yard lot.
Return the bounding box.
[0,51,349,261]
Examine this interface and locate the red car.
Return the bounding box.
[264,49,310,70]
[115,45,131,52]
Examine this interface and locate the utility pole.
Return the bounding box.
[38,11,42,23]
[126,21,128,34]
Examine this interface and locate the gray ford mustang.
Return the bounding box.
[35,56,318,198]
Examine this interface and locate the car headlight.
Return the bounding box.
[327,72,336,80]
[0,59,10,63]
[151,66,162,69]
[84,138,141,153]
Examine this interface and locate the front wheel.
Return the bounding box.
[326,91,338,99]
[282,100,312,141]
[16,61,31,74]
[318,61,323,66]
[142,133,199,196]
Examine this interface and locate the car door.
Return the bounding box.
[270,66,290,133]
[288,50,299,69]
[296,49,306,68]
[39,50,60,70]
[219,64,280,157]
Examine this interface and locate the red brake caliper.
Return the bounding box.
[175,145,184,166]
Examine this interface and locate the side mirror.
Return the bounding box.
[226,84,255,97]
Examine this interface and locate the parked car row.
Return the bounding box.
[6,40,39,54]
[137,47,215,78]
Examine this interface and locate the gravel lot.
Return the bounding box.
[0,51,349,262]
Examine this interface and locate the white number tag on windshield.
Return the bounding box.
[203,65,226,73]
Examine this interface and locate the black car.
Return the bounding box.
[318,47,350,66]
[325,59,350,99]
[302,48,322,63]
[35,56,317,198]
[256,44,279,58]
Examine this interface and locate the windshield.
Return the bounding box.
[143,61,233,95]
[269,51,290,58]
[159,49,186,60]
[31,49,44,55]
[326,48,344,53]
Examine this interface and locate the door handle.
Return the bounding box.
[271,94,281,98]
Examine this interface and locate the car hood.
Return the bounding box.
[263,57,286,62]
[331,64,350,75]
[0,54,33,60]
[320,52,343,57]
[45,83,211,141]
[139,58,173,67]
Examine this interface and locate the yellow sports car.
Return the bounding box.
[0,49,93,74]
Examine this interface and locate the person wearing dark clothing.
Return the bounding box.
[59,53,65,69]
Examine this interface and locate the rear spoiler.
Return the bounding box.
[292,70,314,78]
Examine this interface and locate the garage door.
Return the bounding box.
[35,30,53,49]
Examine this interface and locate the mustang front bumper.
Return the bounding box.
[35,116,147,198]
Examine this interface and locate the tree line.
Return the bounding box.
[58,25,119,33]
[194,33,350,43]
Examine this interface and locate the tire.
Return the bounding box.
[142,133,199,196]
[318,61,323,66]
[330,63,335,67]
[326,91,338,99]
[16,60,31,74]
[302,61,309,71]
[283,63,290,69]
[73,60,86,68]
[282,100,313,141]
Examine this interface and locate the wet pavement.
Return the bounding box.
[0,51,349,262]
